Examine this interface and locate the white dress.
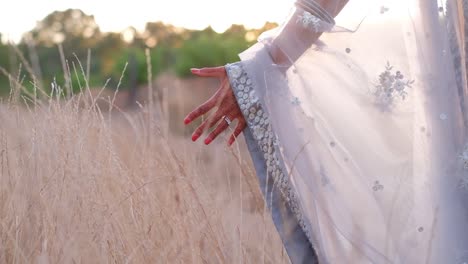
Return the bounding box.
[226,0,468,263]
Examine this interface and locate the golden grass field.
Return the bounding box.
[0,72,289,263]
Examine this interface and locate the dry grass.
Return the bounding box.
[0,72,289,263]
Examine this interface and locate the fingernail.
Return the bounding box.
[184,118,191,125]
[192,134,199,141]
[191,68,200,73]
[204,138,212,145]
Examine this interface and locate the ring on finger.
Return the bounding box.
[224,116,232,125]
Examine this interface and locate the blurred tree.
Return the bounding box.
[0,34,10,94]
[96,32,127,76]
[0,8,280,99]
[222,24,248,38]
[110,47,164,89]
[244,22,278,43]
[174,26,251,77]
[142,22,187,48]
[18,9,103,94]
[23,9,101,49]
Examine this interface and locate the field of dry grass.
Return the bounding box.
[0,71,289,263]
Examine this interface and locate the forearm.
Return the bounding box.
[269,0,349,64]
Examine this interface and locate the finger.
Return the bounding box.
[207,78,231,110]
[191,67,226,78]
[191,113,222,141]
[191,119,208,142]
[206,111,224,129]
[228,122,246,146]
[204,118,230,145]
[184,79,229,125]
[184,99,215,125]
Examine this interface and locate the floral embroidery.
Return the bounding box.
[372,180,384,191]
[295,9,334,33]
[291,97,301,106]
[458,145,468,190]
[460,146,468,169]
[229,66,242,79]
[226,62,313,242]
[373,62,414,110]
[319,165,330,187]
[296,11,322,32]
[459,177,468,190]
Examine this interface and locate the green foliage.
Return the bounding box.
[0,41,10,95]
[0,9,277,96]
[174,27,251,77]
[110,47,165,89]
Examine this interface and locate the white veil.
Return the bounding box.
[237,0,468,262]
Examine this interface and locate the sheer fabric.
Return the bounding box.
[227,0,468,263]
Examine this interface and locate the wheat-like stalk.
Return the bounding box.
[0,48,288,263]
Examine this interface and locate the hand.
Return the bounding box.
[184,66,247,146]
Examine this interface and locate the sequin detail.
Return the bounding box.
[297,11,322,32]
[373,180,384,192]
[296,10,333,33]
[458,145,468,190]
[291,97,301,106]
[226,62,312,241]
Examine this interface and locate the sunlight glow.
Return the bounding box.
[0,0,295,43]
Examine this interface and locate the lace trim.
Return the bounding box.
[225,62,313,241]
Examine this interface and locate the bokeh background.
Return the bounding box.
[0,1,296,263]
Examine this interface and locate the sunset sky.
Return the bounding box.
[0,0,295,42]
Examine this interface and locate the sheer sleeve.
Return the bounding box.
[225,1,351,262]
[261,0,348,65]
[227,0,468,263]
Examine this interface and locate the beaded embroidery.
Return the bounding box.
[458,145,468,190]
[226,62,313,241]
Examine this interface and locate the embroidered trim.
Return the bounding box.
[226,62,313,241]
[458,144,468,190]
